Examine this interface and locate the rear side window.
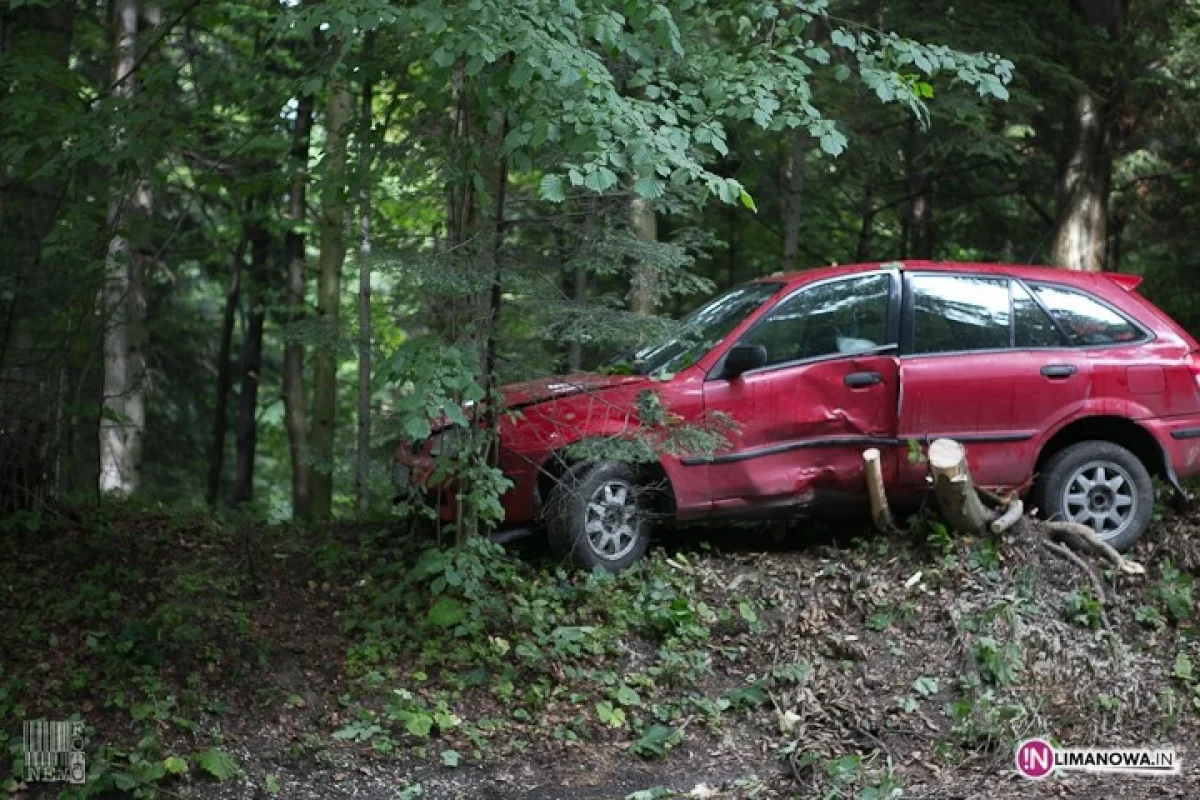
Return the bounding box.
[910,275,1010,354]
[1031,284,1144,346]
[1013,281,1067,347]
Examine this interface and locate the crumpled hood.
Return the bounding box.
[501,372,650,410]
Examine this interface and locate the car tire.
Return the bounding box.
[544,461,651,572]
[1035,440,1154,552]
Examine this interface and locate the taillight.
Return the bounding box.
[1188,351,1200,391]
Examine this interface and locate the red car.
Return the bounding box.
[394,261,1200,570]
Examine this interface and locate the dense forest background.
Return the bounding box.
[3,0,1199,522]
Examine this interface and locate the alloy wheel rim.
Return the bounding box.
[584,480,639,560]
[1061,460,1137,542]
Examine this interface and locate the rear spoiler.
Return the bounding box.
[1106,274,1143,292]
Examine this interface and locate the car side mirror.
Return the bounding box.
[723,344,767,378]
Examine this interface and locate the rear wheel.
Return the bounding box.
[544,461,651,572]
[1036,440,1154,552]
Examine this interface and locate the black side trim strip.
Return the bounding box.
[681,436,900,466]
[681,431,1035,466]
[1170,428,1200,440]
[944,431,1036,444]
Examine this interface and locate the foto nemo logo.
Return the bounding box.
[1016,738,1056,780]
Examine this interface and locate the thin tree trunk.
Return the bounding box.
[309,75,353,520]
[629,196,657,315]
[435,60,475,342]
[99,0,148,495]
[354,37,375,514]
[205,229,247,506]
[907,183,933,259]
[477,116,509,542]
[725,204,738,288]
[231,220,269,506]
[854,172,876,263]
[283,95,314,517]
[903,120,934,259]
[482,125,509,398]
[781,130,805,272]
[567,200,594,372]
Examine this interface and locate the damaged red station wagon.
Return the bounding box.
[394,261,1200,571]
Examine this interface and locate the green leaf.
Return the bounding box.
[195,748,239,781]
[440,749,461,767]
[1174,652,1194,682]
[912,676,939,696]
[595,700,626,727]
[738,190,757,212]
[404,712,433,737]
[616,685,642,706]
[163,756,189,776]
[830,29,858,51]
[404,417,432,441]
[626,788,673,800]
[539,173,567,203]
[426,596,466,629]
[633,175,665,200]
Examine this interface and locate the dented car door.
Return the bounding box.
[696,271,901,513]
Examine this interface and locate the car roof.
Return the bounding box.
[756,260,1137,293]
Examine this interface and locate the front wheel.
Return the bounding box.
[1035,440,1154,552]
[544,461,651,572]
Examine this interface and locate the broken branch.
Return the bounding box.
[989,495,1024,534]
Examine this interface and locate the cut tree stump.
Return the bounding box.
[927,438,992,536]
[862,448,897,534]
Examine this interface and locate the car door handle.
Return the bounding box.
[1040,364,1077,379]
[844,371,882,388]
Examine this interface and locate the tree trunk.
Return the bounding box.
[482,124,509,402]
[854,171,876,263]
[99,0,149,495]
[904,122,934,259]
[354,39,375,514]
[205,229,248,506]
[567,199,595,372]
[725,203,739,289]
[1051,0,1123,273]
[309,75,353,519]
[781,130,805,273]
[0,0,75,512]
[231,220,269,506]
[629,196,657,315]
[283,94,314,518]
[1050,92,1110,272]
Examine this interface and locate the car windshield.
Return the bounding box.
[605,282,784,376]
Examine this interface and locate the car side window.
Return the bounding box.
[1031,284,1145,346]
[910,274,1010,354]
[738,273,890,368]
[1013,281,1067,347]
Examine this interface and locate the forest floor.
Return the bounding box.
[2,501,1199,800]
